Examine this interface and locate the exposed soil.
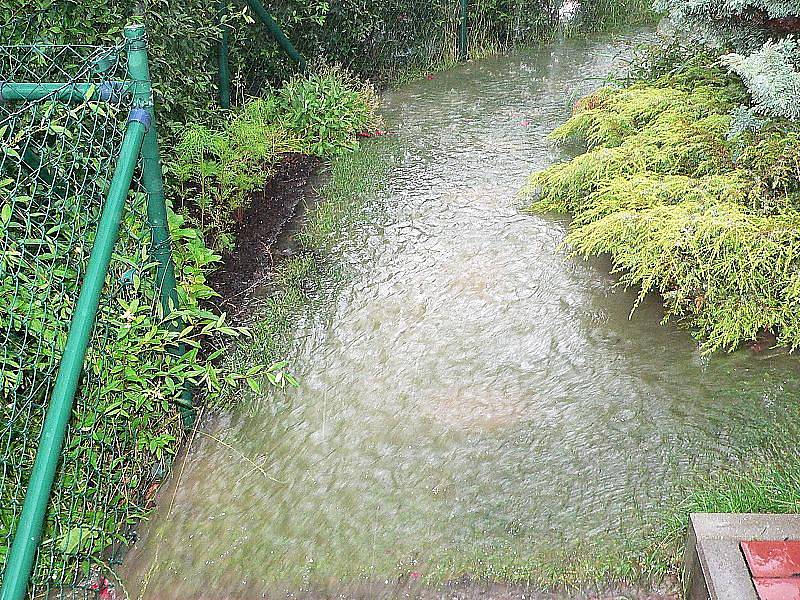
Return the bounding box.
[208,152,322,319]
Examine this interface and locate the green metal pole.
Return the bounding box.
[0,81,127,103]
[124,24,195,425]
[459,0,469,61]
[0,115,148,600]
[218,1,232,108]
[244,0,306,69]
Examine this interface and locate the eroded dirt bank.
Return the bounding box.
[208,152,322,319]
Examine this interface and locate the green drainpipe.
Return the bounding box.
[124,24,195,426]
[0,110,150,600]
[244,0,306,69]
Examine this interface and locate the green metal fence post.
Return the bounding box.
[0,81,128,103]
[124,24,195,426]
[459,0,469,60]
[0,113,149,600]
[218,1,232,108]
[244,0,306,69]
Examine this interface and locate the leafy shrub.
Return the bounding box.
[554,86,698,148]
[278,67,380,156]
[173,67,380,250]
[0,187,252,586]
[568,0,654,33]
[524,57,800,351]
[655,0,800,122]
[734,123,800,200]
[0,80,268,586]
[174,103,302,250]
[567,200,800,351]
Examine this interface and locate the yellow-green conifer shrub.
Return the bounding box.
[525,62,800,351]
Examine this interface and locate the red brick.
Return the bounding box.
[752,577,800,600]
[742,540,800,578]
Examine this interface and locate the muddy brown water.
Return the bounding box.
[122,27,799,599]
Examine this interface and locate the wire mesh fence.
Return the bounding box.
[0,35,185,599]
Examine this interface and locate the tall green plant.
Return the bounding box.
[173,67,380,250]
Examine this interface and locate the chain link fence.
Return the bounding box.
[0,26,188,600]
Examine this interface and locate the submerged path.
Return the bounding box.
[124,28,800,598]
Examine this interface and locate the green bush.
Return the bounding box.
[230,0,565,90]
[0,191,251,587]
[278,68,381,156]
[567,200,800,350]
[173,67,380,250]
[524,56,800,351]
[572,0,654,32]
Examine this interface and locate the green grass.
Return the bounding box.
[563,0,656,36]
[425,436,800,592]
[426,538,658,590]
[657,417,800,563]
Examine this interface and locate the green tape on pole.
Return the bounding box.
[0,117,147,600]
[244,0,306,69]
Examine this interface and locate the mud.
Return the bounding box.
[208,152,322,318]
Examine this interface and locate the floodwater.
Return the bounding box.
[122,28,799,598]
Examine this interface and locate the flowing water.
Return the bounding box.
[123,28,800,598]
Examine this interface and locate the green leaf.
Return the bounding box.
[58,527,96,555]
